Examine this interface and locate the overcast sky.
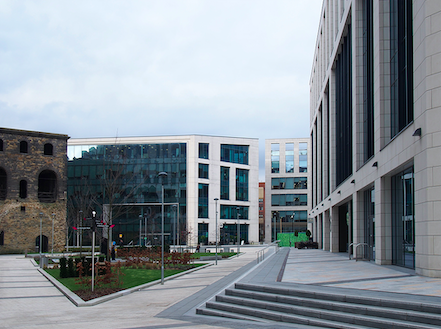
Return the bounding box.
[0,0,322,180]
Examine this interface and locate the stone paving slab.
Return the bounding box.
[3,248,441,329]
[282,248,441,298]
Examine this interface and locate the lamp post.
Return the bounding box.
[172,204,177,250]
[273,212,277,242]
[39,212,43,257]
[158,171,168,285]
[139,214,142,246]
[236,207,240,255]
[214,198,219,265]
[79,210,83,257]
[51,213,55,255]
[92,210,96,292]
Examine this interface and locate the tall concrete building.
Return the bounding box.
[309,0,441,276]
[0,128,69,253]
[265,138,310,243]
[67,135,259,248]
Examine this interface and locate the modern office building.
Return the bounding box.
[0,127,69,253]
[309,0,441,277]
[67,135,259,249]
[264,138,310,243]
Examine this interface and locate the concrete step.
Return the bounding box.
[214,294,441,329]
[196,281,441,328]
[202,300,370,329]
[226,286,441,326]
[235,282,441,315]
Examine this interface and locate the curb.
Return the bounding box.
[38,262,213,307]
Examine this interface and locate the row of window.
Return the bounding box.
[271,177,307,190]
[271,143,307,174]
[0,139,54,155]
[198,143,249,165]
[271,194,308,207]
[0,168,58,202]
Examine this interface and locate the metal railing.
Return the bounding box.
[348,242,369,261]
[256,240,280,264]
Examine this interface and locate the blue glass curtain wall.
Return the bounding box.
[67,142,187,246]
[221,144,249,165]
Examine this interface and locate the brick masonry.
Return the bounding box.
[0,128,69,252]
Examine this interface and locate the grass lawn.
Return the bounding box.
[45,265,204,292]
[190,252,236,259]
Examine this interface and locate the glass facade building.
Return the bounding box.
[67,135,259,248]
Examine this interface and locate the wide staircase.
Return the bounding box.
[196,282,441,328]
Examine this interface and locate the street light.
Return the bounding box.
[236,207,240,255]
[172,204,177,249]
[51,213,55,255]
[92,210,96,292]
[39,212,43,257]
[158,171,168,285]
[214,198,219,265]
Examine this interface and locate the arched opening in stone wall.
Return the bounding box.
[0,231,4,245]
[38,170,57,203]
[0,168,6,200]
[20,141,28,153]
[36,235,48,253]
[19,180,27,199]
[44,143,53,155]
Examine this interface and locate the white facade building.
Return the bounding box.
[309,0,441,277]
[67,135,259,247]
[264,138,310,243]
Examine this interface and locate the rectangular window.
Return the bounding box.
[220,166,230,200]
[198,163,209,179]
[236,168,249,201]
[271,177,307,190]
[271,143,280,173]
[198,183,209,218]
[390,0,413,138]
[199,143,209,159]
[221,144,249,165]
[285,143,294,173]
[220,205,249,220]
[299,143,308,173]
[271,194,307,206]
[198,223,209,244]
[335,25,352,185]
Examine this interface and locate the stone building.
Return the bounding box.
[0,128,69,253]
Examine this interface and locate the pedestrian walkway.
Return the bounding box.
[282,248,441,297]
[1,248,441,329]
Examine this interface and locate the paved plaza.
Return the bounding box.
[1,247,441,328]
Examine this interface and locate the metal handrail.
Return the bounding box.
[348,242,369,260]
[256,240,280,264]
